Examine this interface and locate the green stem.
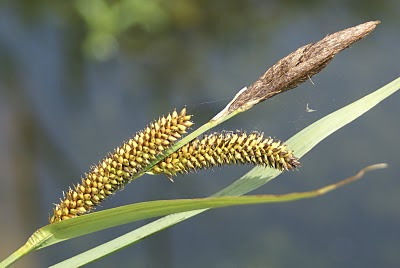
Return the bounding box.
[0,243,32,268]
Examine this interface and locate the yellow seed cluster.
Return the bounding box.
[50,108,193,223]
[150,131,300,177]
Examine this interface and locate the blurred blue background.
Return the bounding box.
[0,1,399,267]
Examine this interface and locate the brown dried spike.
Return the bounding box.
[150,131,300,177]
[213,21,380,120]
[50,108,193,223]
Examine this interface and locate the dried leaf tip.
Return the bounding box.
[213,21,380,121]
[50,107,193,223]
[148,131,300,177]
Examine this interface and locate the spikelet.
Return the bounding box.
[149,131,300,177]
[50,108,193,223]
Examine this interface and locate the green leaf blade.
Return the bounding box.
[1,77,399,268]
[48,77,400,267]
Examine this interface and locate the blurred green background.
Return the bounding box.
[0,0,399,267]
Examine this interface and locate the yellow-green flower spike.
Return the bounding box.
[149,131,300,177]
[50,108,193,223]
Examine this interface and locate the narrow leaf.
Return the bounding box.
[49,77,400,267]
[50,164,387,268]
[1,76,398,268]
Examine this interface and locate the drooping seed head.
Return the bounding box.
[148,131,300,177]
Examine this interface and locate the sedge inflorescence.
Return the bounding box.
[50,108,193,223]
[50,108,300,223]
[149,131,300,177]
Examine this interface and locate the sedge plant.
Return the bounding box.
[2,20,400,268]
